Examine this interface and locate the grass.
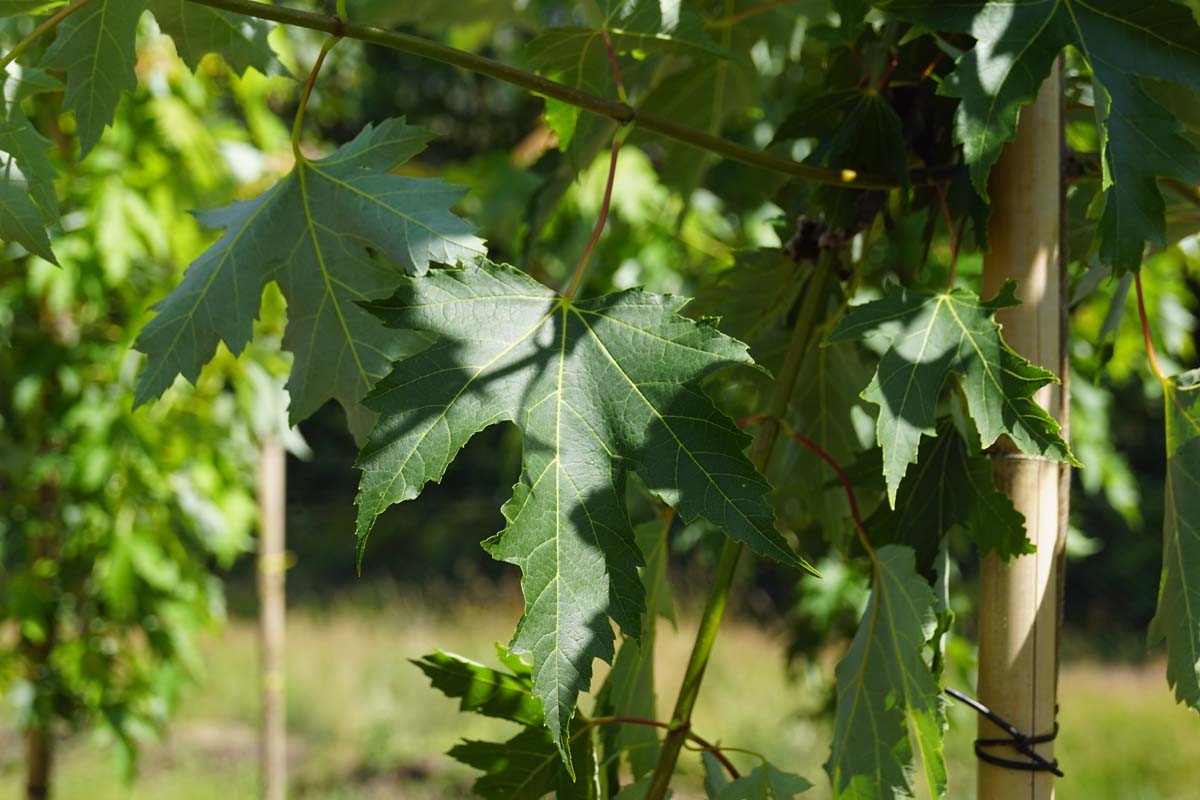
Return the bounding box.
[1,585,1198,799]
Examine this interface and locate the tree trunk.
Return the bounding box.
[977,63,1065,800]
[25,721,52,800]
[258,435,287,800]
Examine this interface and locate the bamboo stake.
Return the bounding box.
[977,64,1064,800]
[257,436,287,800]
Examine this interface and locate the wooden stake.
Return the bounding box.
[977,64,1065,800]
[258,436,287,800]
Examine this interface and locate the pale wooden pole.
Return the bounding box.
[977,63,1065,800]
[258,435,287,800]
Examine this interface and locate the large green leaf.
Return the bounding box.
[882,0,1200,271]
[826,282,1076,505]
[356,258,809,763]
[40,0,146,157]
[825,545,946,800]
[870,418,1030,569]
[1149,368,1200,711]
[148,0,274,74]
[451,720,599,799]
[133,118,484,440]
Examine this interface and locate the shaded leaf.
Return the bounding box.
[870,418,1029,570]
[718,763,813,799]
[356,258,809,763]
[40,0,145,157]
[825,545,946,800]
[1149,367,1200,711]
[412,649,543,727]
[775,88,908,228]
[148,0,274,74]
[133,118,484,440]
[883,0,1200,271]
[451,720,598,799]
[826,282,1076,505]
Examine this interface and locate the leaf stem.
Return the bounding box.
[561,28,627,301]
[934,183,959,289]
[587,716,740,779]
[181,0,947,189]
[291,35,341,158]
[0,0,93,72]
[1135,271,1168,384]
[643,260,832,800]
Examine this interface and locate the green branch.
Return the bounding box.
[181,0,935,190]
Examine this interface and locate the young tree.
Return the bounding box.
[4,2,1200,799]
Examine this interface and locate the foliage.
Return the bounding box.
[5,0,1200,798]
[0,29,265,770]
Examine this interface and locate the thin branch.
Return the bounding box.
[1135,271,1168,384]
[0,0,93,72]
[182,0,947,189]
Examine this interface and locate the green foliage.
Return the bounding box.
[7,0,1200,797]
[883,0,1200,272]
[1149,368,1200,709]
[828,282,1077,504]
[356,258,810,761]
[133,118,484,440]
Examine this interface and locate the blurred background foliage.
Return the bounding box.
[1,0,1198,797]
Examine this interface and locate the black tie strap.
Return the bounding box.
[945,687,1064,777]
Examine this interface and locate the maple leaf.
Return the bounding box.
[705,760,813,799]
[40,0,144,157]
[826,282,1076,505]
[452,723,598,799]
[417,648,598,797]
[133,118,484,440]
[825,545,946,800]
[1149,368,1200,712]
[148,0,274,74]
[775,87,909,227]
[355,258,811,764]
[882,0,1200,271]
[869,418,1031,570]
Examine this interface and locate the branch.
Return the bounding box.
[181,0,943,190]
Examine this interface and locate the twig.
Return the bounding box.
[1135,271,1168,384]
[0,0,94,72]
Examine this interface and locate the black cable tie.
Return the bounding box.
[945,687,1064,778]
